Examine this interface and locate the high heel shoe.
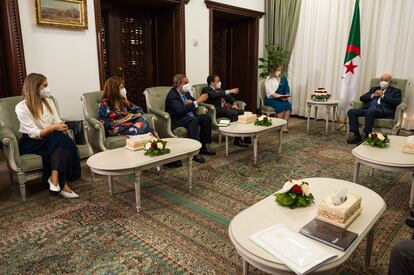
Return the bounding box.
[59,190,79,199]
[48,178,61,192]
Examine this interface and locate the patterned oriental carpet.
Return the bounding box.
[0,118,413,274]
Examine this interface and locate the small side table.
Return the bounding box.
[306,99,339,133]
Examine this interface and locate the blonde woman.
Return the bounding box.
[264,63,292,132]
[15,73,80,198]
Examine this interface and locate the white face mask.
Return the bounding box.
[120,88,127,98]
[40,87,51,98]
[182,83,191,93]
[380,81,389,89]
[216,81,222,89]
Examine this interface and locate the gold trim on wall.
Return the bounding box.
[35,0,88,30]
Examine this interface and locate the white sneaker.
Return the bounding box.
[59,190,79,199]
[48,178,61,192]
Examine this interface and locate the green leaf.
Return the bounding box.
[282,195,294,205]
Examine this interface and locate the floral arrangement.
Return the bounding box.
[255,115,272,126]
[144,138,170,156]
[311,93,331,101]
[274,180,315,209]
[366,132,390,148]
[311,88,331,101]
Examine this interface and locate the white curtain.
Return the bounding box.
[288,0,414,129]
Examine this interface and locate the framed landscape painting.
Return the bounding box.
[35,0,88,30]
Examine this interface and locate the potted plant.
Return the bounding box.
[258,44,290,79]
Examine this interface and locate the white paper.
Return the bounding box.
[250,224,337,275]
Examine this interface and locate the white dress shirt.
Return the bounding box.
[264,76,280,98]
[15,98,62,139]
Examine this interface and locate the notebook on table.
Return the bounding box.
[299,219,358,252]
[250,224,337,275]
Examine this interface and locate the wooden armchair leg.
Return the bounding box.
[17,173,26,202]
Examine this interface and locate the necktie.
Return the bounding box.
[181,94,194,117]
[369,98,378,110]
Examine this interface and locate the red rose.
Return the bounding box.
[291,184,302,195]
[371,133,377,139]
[151,142,157,149]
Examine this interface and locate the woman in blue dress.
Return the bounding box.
[264,64,292,132]
[98,76,155,137]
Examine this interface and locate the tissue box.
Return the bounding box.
[315,193,362,228]
[125,135,153,151]
[238,114,257,124]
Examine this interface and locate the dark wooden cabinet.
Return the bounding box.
[0,0,26,98]
[95,0,187,110]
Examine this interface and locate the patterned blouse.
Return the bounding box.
[98,99,153,136]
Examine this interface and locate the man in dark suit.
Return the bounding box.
[165,73,215,163]
[347,74,401,144]
[201,74,248,147]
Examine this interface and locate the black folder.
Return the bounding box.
[299,219,358,252]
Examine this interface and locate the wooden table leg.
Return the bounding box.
[188,156,193,191]
[253,135,258,165]
[134,169,142,213]
[279,128,283,153]
[353,161,360,183]
[314,106,318,128]
[243,259,249,275]
[225,135,229,156]
[332,106,336,132]
[108,175,113,195]
[307,104,311,133]
[364,229,375,271]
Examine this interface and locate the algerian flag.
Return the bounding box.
[338,0,361,119]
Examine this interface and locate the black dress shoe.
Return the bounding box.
[192,154,205,163]
[410,210,414,218]
[200,144,216,155]
[347,135,362,144]
[243,137,252,144]
[164,160,182,168]
[406,218,414,229]
[234,138,248,147]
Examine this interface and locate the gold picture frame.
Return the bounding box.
[35,0,88,30]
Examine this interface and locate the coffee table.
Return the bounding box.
[352,135,414,208]
[87,138,201,212]
[229,177,386,274]
[307,99,339,133]
[219,117,287,165]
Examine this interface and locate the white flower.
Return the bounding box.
[258,115,266,122]
[276,180,300,194]
[157,142,163,149]
[377,133,385,141]
[301,183,310,196]
[144,143,152,150]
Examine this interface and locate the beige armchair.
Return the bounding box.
[144,86,207,138]
[0,96,93,202]
[191,83,246,128]
[258,79,277,116]
[349,78,409,135]
[81,91,157,151]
